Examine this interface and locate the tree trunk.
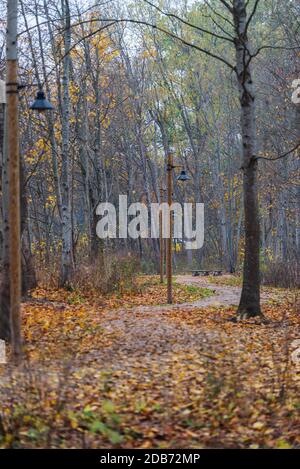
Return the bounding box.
[233,0,262,318]
[20,158,37,295]
[294,97,300,256]
[90,49,105,263]
[59,0,74,287]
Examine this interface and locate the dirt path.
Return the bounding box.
[90,275,277,368]
[126,275,271,313]
[91,276,247,367]
[137,275,243,312]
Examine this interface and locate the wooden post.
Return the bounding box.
[159,181,164,284]
[6,0,22,360]
[0,80,11,343]
[0,80,5,150]
[166,152,173,304]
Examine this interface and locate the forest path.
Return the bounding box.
[94,275,271,367]
[138,275,243,311]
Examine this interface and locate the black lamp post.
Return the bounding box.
[165,154,191,304]
[30,88,54,111]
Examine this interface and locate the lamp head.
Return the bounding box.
[177,169,191,182]
[30,89,54,112]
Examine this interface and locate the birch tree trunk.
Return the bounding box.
[20,157,37,295]
[38,1,63,219]
[295,95,300,255]
[233,0,262,318]
[59,0,74,287]
[90,49,105,263]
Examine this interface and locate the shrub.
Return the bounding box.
[71,253,140,295]
[261,260,300,288]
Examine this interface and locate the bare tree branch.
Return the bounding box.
[204,0,234,28]
[251,44,300,59]
[203,13,234,40]
[218,0,234,14]
[57,17,236,71]
[255,142,300,162]
[142,0,234,43]
[245,0,261,35]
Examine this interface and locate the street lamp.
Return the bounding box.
[166,152,190,304]
[30,88,55,111]
[159,182,166,284]
[176,169,191,182]
[5,0,54,361]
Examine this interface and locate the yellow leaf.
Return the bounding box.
[253,421,264,430]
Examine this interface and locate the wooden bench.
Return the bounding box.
[191,270,223,277]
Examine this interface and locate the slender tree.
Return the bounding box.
[60,0,74,286]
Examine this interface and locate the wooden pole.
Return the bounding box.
[6,0,22,360]
[166,152,173,304]
[0,80,12,343]
[159,181,164,284]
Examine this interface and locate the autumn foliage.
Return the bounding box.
[0,276,299,449]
